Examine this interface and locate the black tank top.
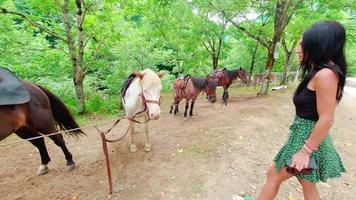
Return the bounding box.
[293,83,318,121]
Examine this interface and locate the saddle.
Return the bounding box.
[174,75,190,92]
[0,67,30,105]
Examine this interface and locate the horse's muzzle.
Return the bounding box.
[149,113,160,120]
[208,95,217,103]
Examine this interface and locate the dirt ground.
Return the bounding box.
[1,84,355,200]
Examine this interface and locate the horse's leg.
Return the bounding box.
[144,116,152,152]
[170,96,180,114]
[15,128,51,175]
[48,134,75,171]
[189,100,196,117]
[174,99,181,115]
[222,87,229,105]
[129,121,138,152]
[222,88,227,103]
[183,99,189,118]
[169,104,174,114]
[176,101,180,113]
[225,90,229,105]
[169,98,175,114]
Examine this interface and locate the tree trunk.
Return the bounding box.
[249,44,259,85]
[259,0,293,95]
[280,40,297,85]
[75,0,86,114]
[294,67,300,83]
[1,2,89,114]
[212,55,218,70]
[63,0,86,114]
[280,51,295,85]
[259,45,275,95]
[294,65,306,83]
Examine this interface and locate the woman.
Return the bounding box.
[257,20,347,200]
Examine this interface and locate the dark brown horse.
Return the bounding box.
[211,67,248,104]
[169,75,217,118]
[0,79,84,175]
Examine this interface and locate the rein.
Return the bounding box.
[127,92,161,124]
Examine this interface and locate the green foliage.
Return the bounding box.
[161,72,175,92]
[1,0,355,116]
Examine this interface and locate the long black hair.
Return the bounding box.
[295,20,347,102]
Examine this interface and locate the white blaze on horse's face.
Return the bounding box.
[140,70,163,120]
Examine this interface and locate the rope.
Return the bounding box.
[0,89,227,148]
[0,117,126,147]
[0,107,153,147]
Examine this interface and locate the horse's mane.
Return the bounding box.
[226,69,239,78]
[184,74,191,79]
[120,73,136,98]
[191,77,206,89]
[121,69,161,99]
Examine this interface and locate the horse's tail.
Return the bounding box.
[36,85,85,137]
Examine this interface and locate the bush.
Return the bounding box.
[161,71,175,92]
[86,94,102,113]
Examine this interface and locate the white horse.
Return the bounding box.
[121,68,164,152]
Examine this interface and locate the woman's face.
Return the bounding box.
[296,39,303,64]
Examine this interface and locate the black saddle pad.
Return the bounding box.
[0,67,30,105]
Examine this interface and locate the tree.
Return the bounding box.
[191,1,229,70]
[280,36,297,85]
[1,0,110,113]
[208,0,303,94]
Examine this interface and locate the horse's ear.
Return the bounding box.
[157,71,165,78]
[134,72,144,79]
[239,66,242,70]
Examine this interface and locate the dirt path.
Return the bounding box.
[1,86,355,200]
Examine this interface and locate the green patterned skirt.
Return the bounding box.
[274,116,345,183]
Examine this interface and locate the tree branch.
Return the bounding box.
[228,17,269,48]
[0,7,68,43]
[84,35,108,74]
[282,0,304,30]
[203,42,214,56]
[281,35,290,56]
[207,2,270,48]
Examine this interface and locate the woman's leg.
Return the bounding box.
[256,164,292,200]
[297,178,320,200]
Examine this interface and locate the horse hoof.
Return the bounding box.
[183,117,188,120]
[130,144,138,152]
[144,144,152,152]
[66,163,76,171]
[37,165,49,176]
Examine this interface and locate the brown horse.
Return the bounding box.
[169,75,217,118]
[0,74,84,175]
[211,67,248,104]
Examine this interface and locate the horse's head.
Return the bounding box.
[205,74,217,103]
[135,69,164,120]
[237,67,248,84]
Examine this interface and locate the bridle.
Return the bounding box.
[128,92,161,124]
[140,92,161,108]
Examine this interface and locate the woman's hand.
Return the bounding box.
[290,148,311,171]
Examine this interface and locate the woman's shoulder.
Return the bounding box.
[314,68,339,82]
[313,68,338,89]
